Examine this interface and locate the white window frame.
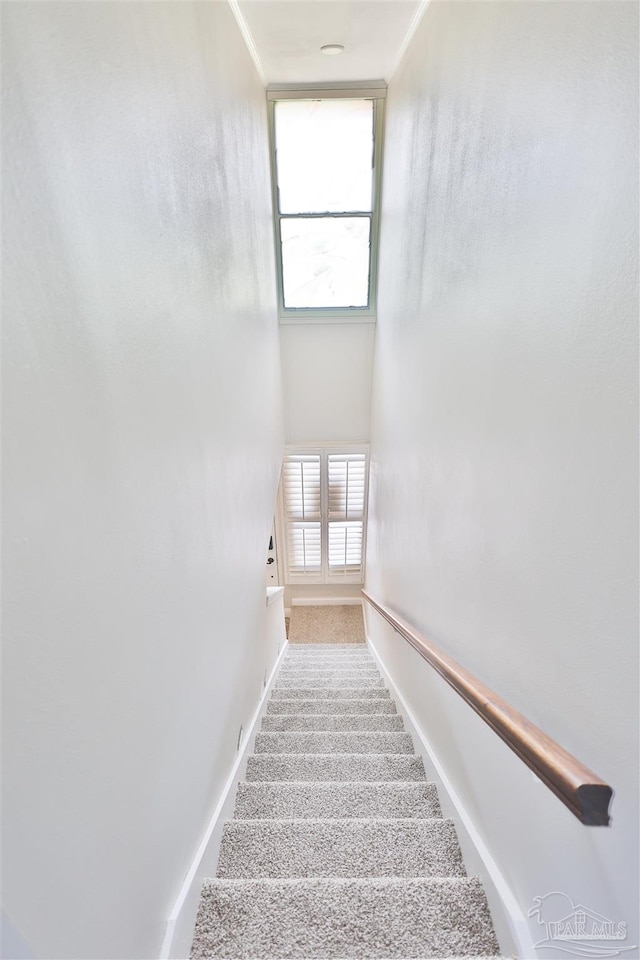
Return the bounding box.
[277,443,370,584]
[267,83,386,324]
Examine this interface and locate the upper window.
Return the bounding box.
[268,88,385,322]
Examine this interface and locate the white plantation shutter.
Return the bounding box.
[328,454,366,520]
[328,522,364,573]
[282,455,322,574]
[280,448,368,581]
[327,454,366,575]
[286,524,322,573]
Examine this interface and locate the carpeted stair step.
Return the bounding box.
[282,657,375,665]
[286,644,367,651]
[254,731,414,754]
[276,676,386,689]
[282,651,374,660]
[279,666,380,677]
[232,781,442,820]
[283,650,373,658]
[261,713,405,731]
[279,673,381,683]
[271,687,390,700]
[279,660,380,676]
[267,698,398,715]
[281,657,377,665]
[216,818,465,879]
[284,653,370,661]
[246,753,426,782]
[282,659,375,667]
[283,647,373,656]
[190,876,501,959]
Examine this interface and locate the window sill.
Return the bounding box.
[279,312,376,325]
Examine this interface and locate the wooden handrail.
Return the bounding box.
[362,590,612,826]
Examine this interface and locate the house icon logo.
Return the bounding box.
[529,892,636,957]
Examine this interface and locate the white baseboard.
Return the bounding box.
[159,639,289,960]
[291,597,363,606]
[366,632,534,960]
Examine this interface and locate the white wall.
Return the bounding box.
[2,4,283,958]
[367,2,638,955]
[280,323,374,443]
[278,323,373,602]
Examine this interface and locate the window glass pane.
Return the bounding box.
[281,217,370,309]
[275,99,373,214]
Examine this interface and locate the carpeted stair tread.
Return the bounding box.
[283,651,374,659]
[280,669,378,677]
[280,660,380,677]
[271,687,390,700]
[282,654,375,663]
[278,674,381,683]
[232,782,442,820]
[276,676,386,689]
[284,653,370,660]
[285,649,372,655]
[217,818,465,879]
[286,644,368,650]
[246,754,427,782]
[282,660,375,668]
[284,657,374,662]
[278,664,382,686]
[261,714,405,732]
[190,876,501,958]
[254,731,414,755]
[267,698,398,715]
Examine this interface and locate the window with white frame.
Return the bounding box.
[280,446,369,582]
[268,87,385,322]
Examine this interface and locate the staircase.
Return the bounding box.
[190,643,503,959]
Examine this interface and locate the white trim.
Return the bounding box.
[266,586,284,606]
[386,0,432,81]
[292,597,363,606]
[365,631,536,960]
[284,441,370,453]
[267,81,387,101]
[227,0,267,86]
[159,639,289,959]
[278,312,376,325]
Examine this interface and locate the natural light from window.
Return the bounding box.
[270,95,382,318]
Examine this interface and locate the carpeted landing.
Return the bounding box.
[190,644,503,959]
[287,605,366,644]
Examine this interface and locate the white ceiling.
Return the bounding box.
[234,1,426,85]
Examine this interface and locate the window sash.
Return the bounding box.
[280,216,371,310]
[273,98,374,215]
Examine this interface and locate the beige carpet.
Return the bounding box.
[287,604,366,644]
